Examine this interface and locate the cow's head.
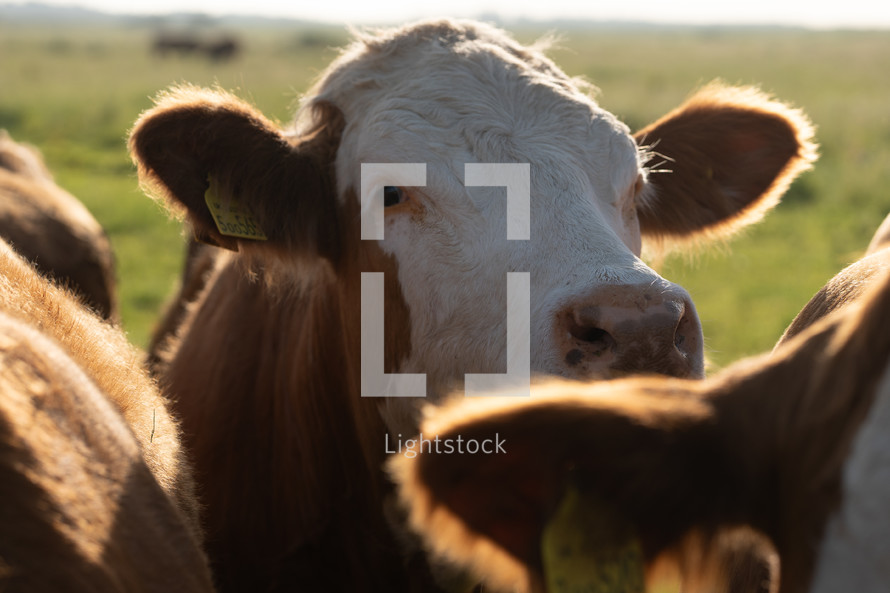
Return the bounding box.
[130,19,816,432]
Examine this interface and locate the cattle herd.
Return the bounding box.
[0,18,887,593]
[152,32,241,62]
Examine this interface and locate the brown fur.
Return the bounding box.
[0,131,117,320]
[130,88,424,592]
[128,23,818,593]
[154,246,420,591]
[635,83,817,248]
[776,215,890,346]
[0,240,212,591]
[392,266,890,593]
[146,237,216,374]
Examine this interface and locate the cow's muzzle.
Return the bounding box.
[558,283,705,379]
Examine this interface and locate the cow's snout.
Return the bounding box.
[559,284,704,379]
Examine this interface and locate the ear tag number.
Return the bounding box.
[542,487,646,593]
[204,175,268,241]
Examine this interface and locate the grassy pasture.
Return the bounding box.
[1,20,889,369]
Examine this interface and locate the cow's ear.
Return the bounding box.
[634,83,817,245]
[129,86,343,260]
[389,390,711,593]
[389,399,566,593]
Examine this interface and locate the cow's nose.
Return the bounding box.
[560,284,704,379]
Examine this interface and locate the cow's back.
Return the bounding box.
[0,311,214,593]
[0,239,203,542]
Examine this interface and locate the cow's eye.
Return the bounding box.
[383,186,405,207]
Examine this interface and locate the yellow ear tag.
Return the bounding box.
[204,175,268,241]
[541,487,646,593]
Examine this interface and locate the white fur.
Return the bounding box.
[810,360,890,593]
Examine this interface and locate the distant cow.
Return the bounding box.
[204,36,239,62]
[0,131,117,320]
[129,19,816,593]
[152,33,200,57]
[392,243,890,593]
[0,239,213,592]
[152,32,240,62]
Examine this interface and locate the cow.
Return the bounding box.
[0,239,213,591]
[391,236,890,593]
[128,19,817,593]
[152,32,201,57]
[204,36,240,62]
[151,32,240,62]
[776,212,890,346]
[0,130,117,320]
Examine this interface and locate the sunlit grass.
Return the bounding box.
[2,22,889,366]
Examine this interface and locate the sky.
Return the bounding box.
[7,0,890,29]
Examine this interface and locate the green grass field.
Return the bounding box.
[1,20,889,369]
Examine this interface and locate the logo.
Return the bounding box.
[360,163,531,398]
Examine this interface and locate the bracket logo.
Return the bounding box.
[360,163,531,398]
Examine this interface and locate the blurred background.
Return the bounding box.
[2,0,889,369]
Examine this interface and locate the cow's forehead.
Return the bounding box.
[309,20,640,200]
[316,19,617,132]
[317,19,577,96]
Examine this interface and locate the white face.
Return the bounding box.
[316,21,703,414]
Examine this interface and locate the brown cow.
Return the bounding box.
[0,239,213,591]
[204,37,240,62]
[129,19,816,593]
[0,130,117,320]
[392,255,890,593]
[152,32,200,57]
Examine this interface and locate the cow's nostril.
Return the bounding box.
[675,312,687,350]
[673,303,698,360]
[560,289,704,379]
[569,323,616,356]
